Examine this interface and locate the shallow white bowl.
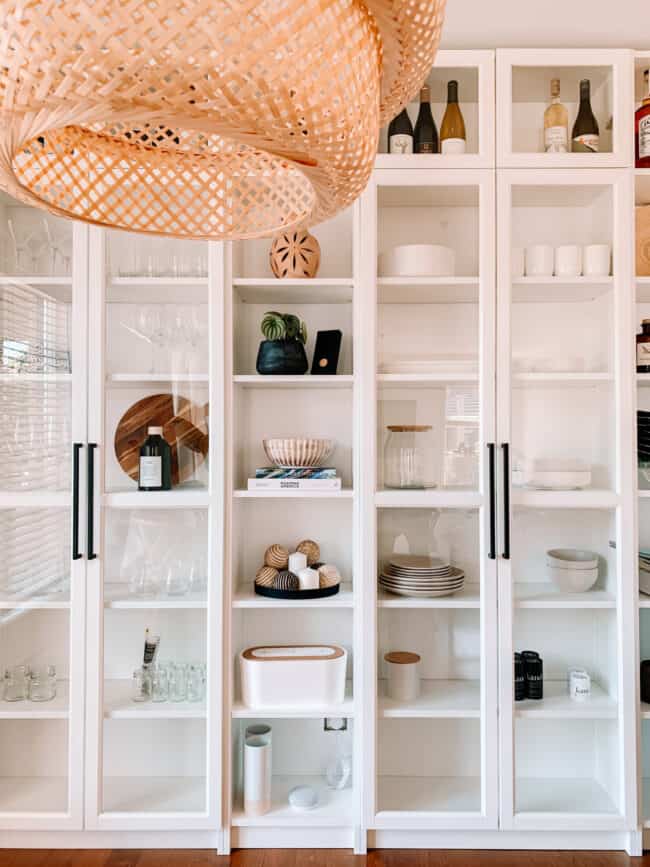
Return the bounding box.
[379,244,455,277]
[263,437,334,468]
[548,565,598,593]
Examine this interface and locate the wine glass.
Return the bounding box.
[136,308,159,374]
[6,218,28,272]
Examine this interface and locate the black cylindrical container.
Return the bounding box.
[522,650,543,700]
[641,660,650,704]
[514,653,526,701]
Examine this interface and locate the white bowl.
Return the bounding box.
[548,565,598,594]
[262,437,334,468]
[546,548,599,570]
[379,244,455,277]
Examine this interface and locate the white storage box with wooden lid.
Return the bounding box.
[239,645,347,708]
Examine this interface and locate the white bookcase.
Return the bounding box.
[0,46,647,854]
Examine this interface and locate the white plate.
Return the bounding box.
[380,574,464,585]
[385,567,452,578]
[379,578,464,590]
[389,555,449,570]
[379,584,464,598]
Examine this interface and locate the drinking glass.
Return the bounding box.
[168,663,188,702]
[4,665,29,702]
[28,665,57,702]
[151,665,169,702]
[186,663,205,702]
[136,308,159,374]
[164,558,191,597]
[132,667,152,702]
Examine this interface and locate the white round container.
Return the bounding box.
[525,245,554,276]
[554,245,582,277]
[384,651,421,701]
[583,244,611,276]
[244,731,271,816]
[379,244,455,277]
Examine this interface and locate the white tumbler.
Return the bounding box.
[583,244,611,276]
[525,245,554,277]
[244,727,272,816]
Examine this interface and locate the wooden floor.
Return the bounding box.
[2,852,650,867]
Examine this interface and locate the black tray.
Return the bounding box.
[254,583,340,600]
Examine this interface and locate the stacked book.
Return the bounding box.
[247,467,341,491]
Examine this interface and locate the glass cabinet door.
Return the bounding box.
[497,169,633,830]
[85,229,219,830]
[0,200,85,829]
[369,169,498,829]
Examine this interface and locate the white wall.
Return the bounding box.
[440,0,649,49]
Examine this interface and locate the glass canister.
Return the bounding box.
[383,425,438,489]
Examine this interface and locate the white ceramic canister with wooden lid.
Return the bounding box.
[384,651,421,701]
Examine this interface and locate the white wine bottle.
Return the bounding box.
[440,80,466,154]
[571,79,599,153]
[543,78,568,153]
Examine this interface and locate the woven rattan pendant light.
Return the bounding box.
[0,0,445,240]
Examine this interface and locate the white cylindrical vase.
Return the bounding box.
[244,730,272,816]
[384,651,421,701]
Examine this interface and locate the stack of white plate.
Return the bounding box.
[379,554,464,598]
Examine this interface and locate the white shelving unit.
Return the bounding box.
[0,45,646,854]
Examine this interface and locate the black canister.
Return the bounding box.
[521,650,543,700]
[514,652,526,701]
[641,660,650,704]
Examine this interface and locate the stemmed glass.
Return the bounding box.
[136,308,159,374]
[7,218,28,273]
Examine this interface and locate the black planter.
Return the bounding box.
[256,339,308,375]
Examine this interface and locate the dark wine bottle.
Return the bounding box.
[138,426,172,491]
[571,79,599,153]
[414,84,438,154]
[387,108,414,154]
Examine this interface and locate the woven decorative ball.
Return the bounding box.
[270,231,321,279]
[0,1,445,240]
[296,540,321,566]
[255,566,278,588]
[318,564,342,588]
[264,544,290,570]
[274,570,300,591]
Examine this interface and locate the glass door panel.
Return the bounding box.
[372,170,497,828]
[90,230,214,828]
[0,201,83,829]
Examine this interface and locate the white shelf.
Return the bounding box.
[515,777,619,817]
[374,154,482,171]
[102,776,206,814]
[515,681,616,719]
[514,583,615,609]
[232,775,353,827]
[377,584,481,609]
[376,776,481,816]
[103,680,206,719]
[378,679,480,719]
[233,278,353,305]
[109,277,208,286]
[232,682,354,719]
[103,490,209,509]
[375,489,482,509]
[0,777,69,814]
[0,373,72,383]
[0,596,70,610]
[511,489,618,509]
[0,492,69,509]
[233,375,354,389]
[0,275,71,286]
[103,585,207,609]
[513,372,612,388]
[378,372,479,387]
[234,489,353,500]
[512,277,613,304]
[233,583,354,608]
[377,276,479,305]
[107,374,208,388]
[0,680,69,719]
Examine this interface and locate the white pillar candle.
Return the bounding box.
[297,567,319,590]
[289,551,307,574]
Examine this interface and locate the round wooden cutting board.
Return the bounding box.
[114,393,209,486]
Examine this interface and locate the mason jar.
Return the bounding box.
[383,425,438,489]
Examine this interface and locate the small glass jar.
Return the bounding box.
[3,665,29,702]
[28,665,57,702]
[151,665,169,703]
[186,663,205,703]
[383,425,438,489]
[168,662,188,702]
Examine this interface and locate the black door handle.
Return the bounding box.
[72,443,82,561]
[87,443,97,560]
[487,443,496,560]
[502,442,511,560]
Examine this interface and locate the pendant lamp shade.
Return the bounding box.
[0,0,445,240]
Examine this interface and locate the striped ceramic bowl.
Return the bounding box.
[263,437,334,468]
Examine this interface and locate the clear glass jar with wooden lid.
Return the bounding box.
[383,425,438,489]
